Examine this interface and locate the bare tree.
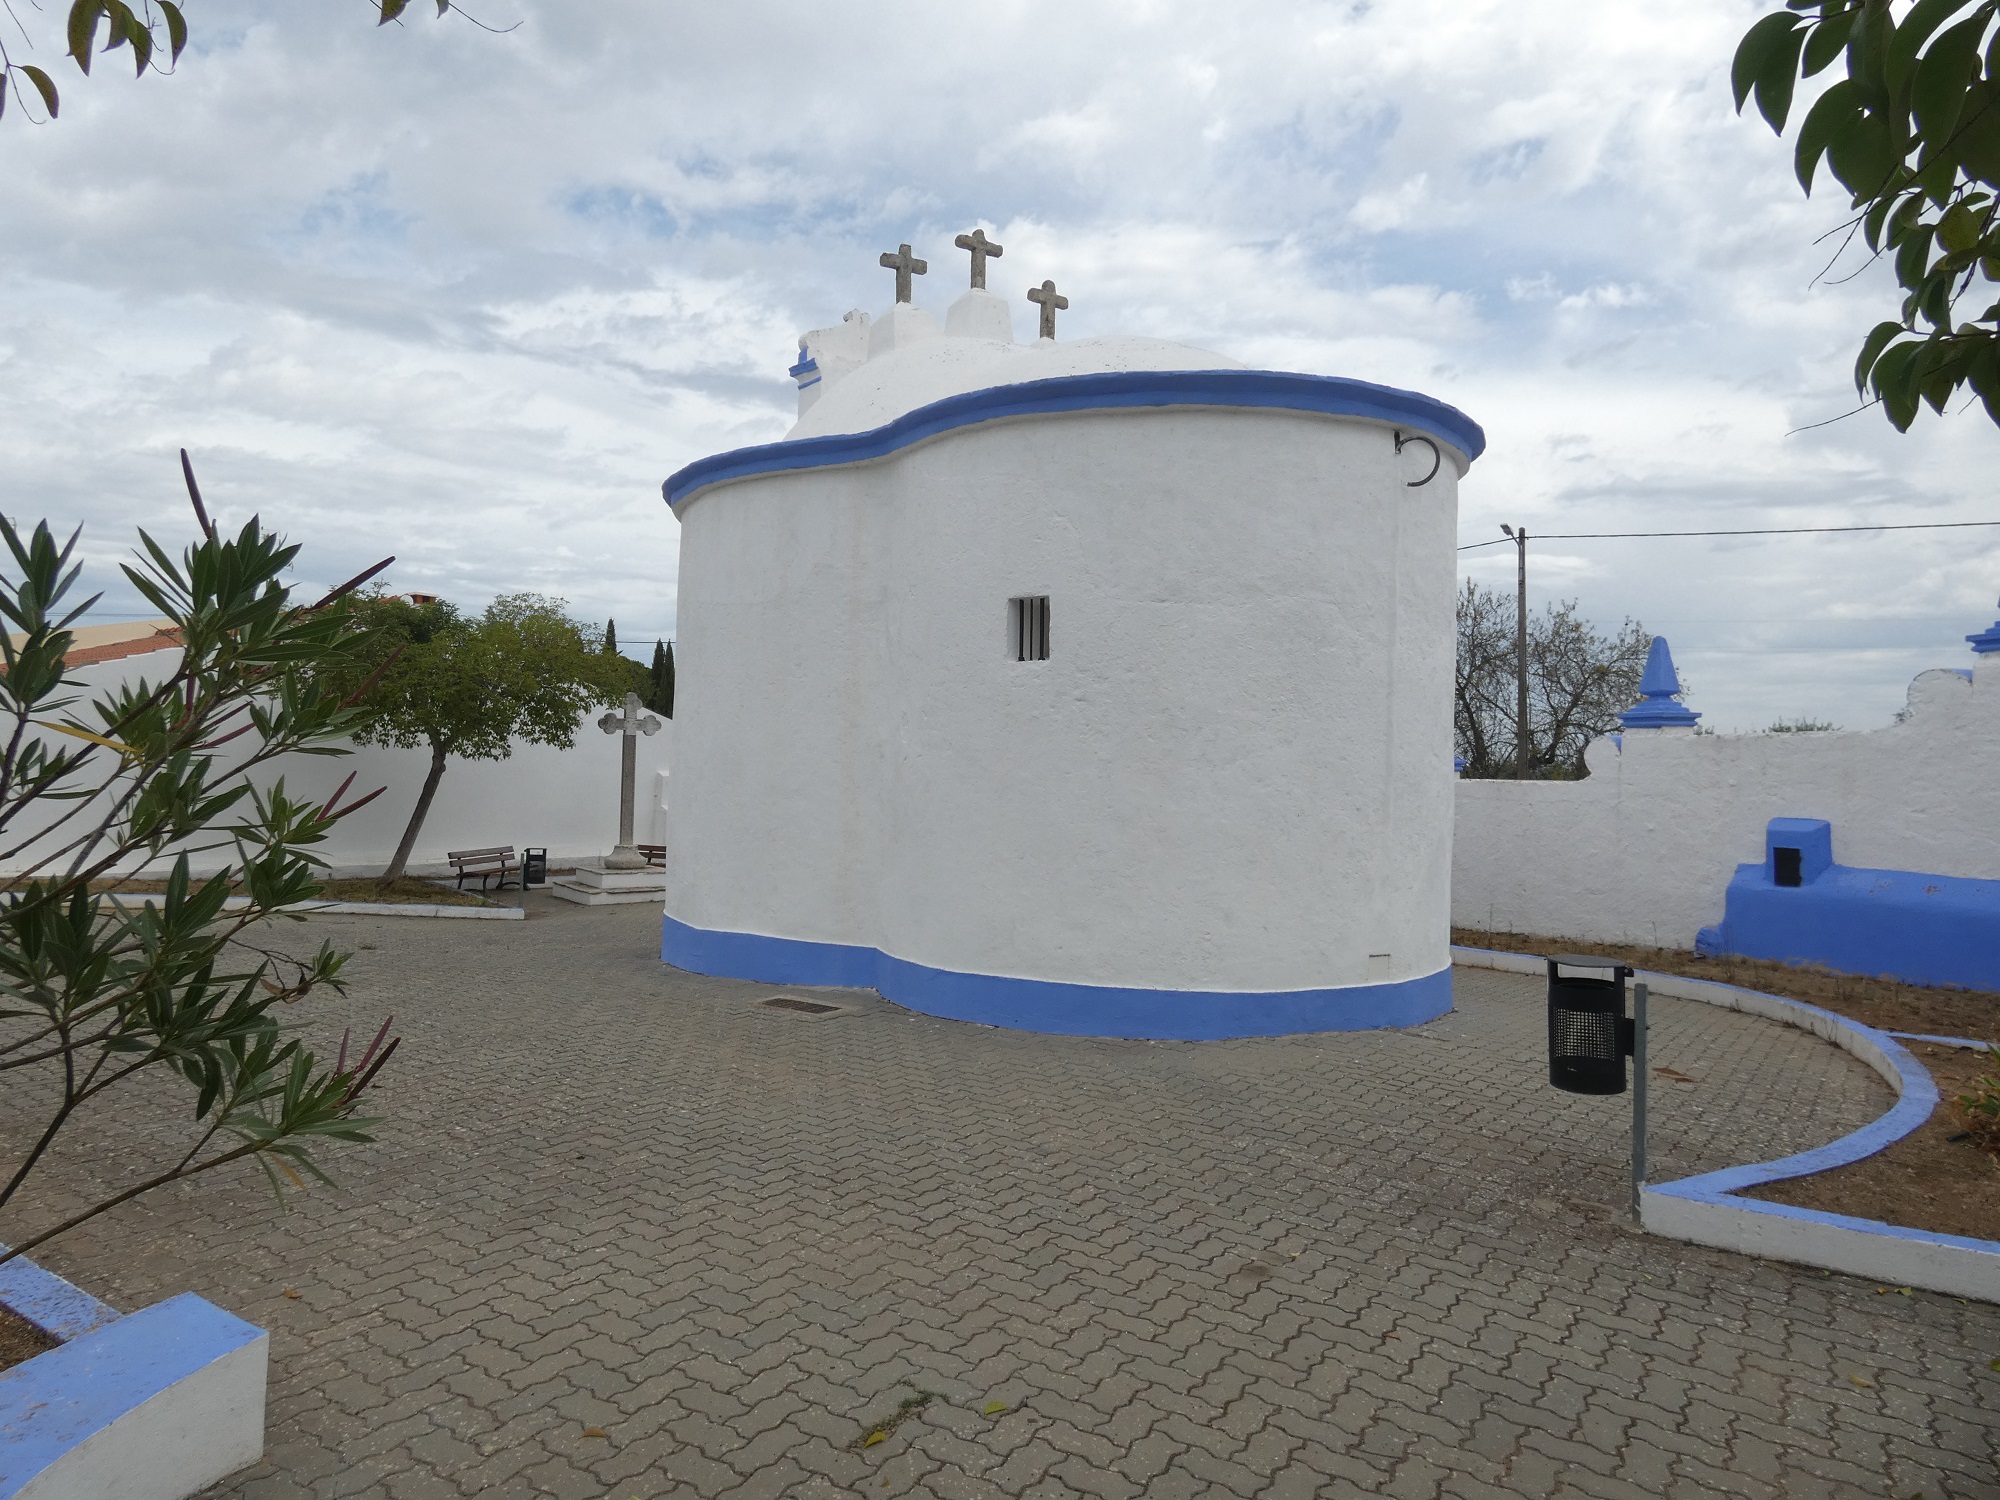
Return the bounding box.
[1455,580,1651,779]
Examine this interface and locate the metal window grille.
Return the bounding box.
[1010,596,1050,661]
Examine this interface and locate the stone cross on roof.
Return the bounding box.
[953,229,1003,289]
[1027,279,1069,340]
[878,243,927,303]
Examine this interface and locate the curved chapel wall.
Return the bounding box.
[1449,665,2000,948]
[666,404,1460,994]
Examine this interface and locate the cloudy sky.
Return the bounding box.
[3,0,1997,731]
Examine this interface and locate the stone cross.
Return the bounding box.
[878,243,927,303]
[1027,279,1069,339]
[597,691,662,869]
[953,229,1003,289]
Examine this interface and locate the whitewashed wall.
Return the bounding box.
[1451,661,2000,948]
[20,648,671,878]
[669,402,1463,994]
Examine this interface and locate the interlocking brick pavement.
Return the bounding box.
[6,897,1996,1498]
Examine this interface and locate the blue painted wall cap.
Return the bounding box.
[1766,817,1833,885]
[1637,635,1682,697]
[1618,635,1701,729]
[1966,595,2000,654]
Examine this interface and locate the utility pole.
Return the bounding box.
[1502,524,1529,778]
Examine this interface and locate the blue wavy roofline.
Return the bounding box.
[662,368,1486,510]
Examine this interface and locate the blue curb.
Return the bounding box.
[0,1291,264,1499]
[663,368,1485,510]
[661,913,1453,1039]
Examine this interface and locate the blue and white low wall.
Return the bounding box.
[1453,660,2000,956]
[1454,946,2000,1302]
[0,1253,266,1499]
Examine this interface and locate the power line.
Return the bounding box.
[1456,518,2000,553]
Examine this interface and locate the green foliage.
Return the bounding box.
[648,638,675,719]
[1953,1045,2000,1153]
[0,1,453,124]
[1765,716,1841,731]
[1734,1,2000,429]
[320,592,631,880]
[0,457,400,1265]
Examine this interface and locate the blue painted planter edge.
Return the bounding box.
[662,367,1487,511]
[664,913,1454,1039]
[1451,944,2000,1263]
[0,1249,119,1341]
[0,1289,265,1499]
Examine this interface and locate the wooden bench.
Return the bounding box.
[636,844,666,868]
[447,846,520,891]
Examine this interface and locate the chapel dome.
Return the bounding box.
[787,329,1248,441]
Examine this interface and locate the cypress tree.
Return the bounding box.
[650,638,675,718]
[604,617,619,657]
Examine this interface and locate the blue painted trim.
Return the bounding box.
[661,369,1486,511]
[787,354,819,381]
[1966,607,2000,654]
[0,1291,264,1499]
[0,1250,118,1341]
[660,913,1453,1039]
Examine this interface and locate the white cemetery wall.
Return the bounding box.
[669,402,1462,995]
[12,648,672,878]
[1450,663,2000,948]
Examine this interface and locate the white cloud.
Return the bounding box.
[0,0,1993,727]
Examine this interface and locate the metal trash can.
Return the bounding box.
[522,848,548,887]
[1546,955,1635,1095]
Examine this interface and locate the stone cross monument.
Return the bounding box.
[953,229,1002,289]
[598,691,662,869]
[1027,279,1069,339]
[878,243,928,303]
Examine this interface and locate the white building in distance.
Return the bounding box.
[660,244,1484,1039]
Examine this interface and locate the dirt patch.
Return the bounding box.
[59,876,498,908]
[0,1302,56,1373]
[1452,927,2000,1043]
[1744,1042,2000,1242]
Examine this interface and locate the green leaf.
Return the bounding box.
[1884,0,1979,98]
[1828,106,1902,197]
[1804,8,1859,78]
[1795,79,1858,192]
[1912,14,1985,158]
[1755,24,1812,133]
[1734,11,1804,115]
[159,0,186,64]
[21,64,59,119]
[67,0,102,74]
[123,5,153,77]
[436,0,450,13]
[378,0,409,23]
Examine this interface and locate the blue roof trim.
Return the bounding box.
[662,368,1486,511]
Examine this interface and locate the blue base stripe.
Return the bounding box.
[664,368,1484,510]
[661,913,1452,1039]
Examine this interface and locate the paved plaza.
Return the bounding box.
[12,898,1999,1498]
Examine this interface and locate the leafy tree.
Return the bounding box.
[0,457,399,1266]
[0,0,474,124]
[648,638,675,719]
[1734,1,2000,429]
[324,594,630,886]
[1455,580,1651,778]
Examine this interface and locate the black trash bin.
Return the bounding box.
[522,848,548,887]
[1546,955,1634,1095]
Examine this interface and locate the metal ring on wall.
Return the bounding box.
[1394,431,1441,488]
